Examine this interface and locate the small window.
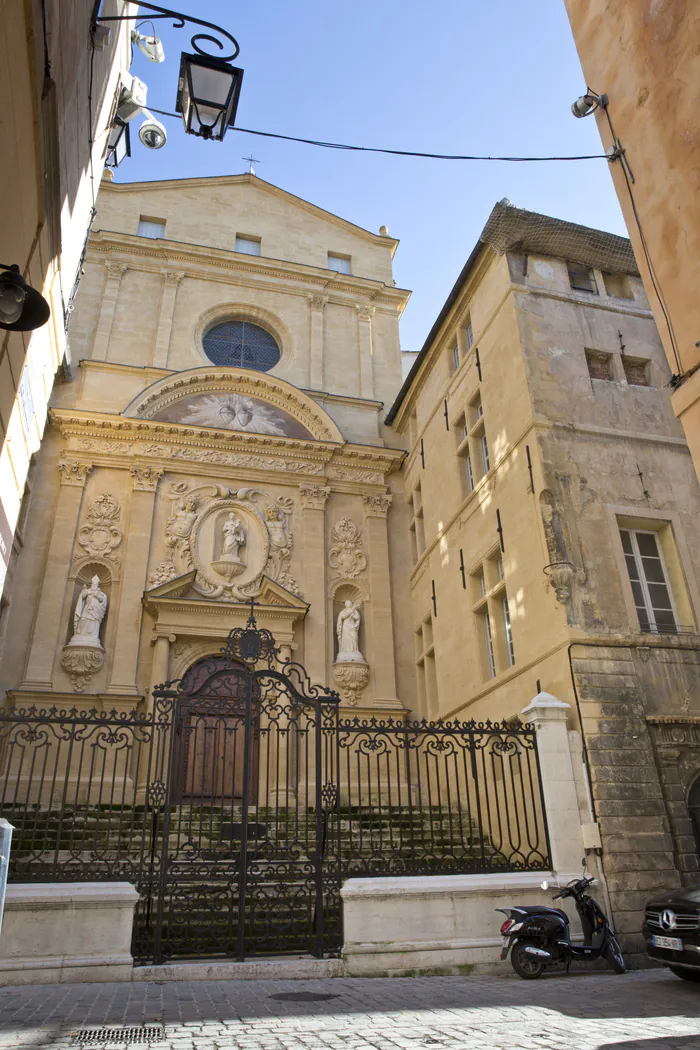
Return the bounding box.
[235,235,261,256]
[465,317,474,349]
[328,253,351,274]
[137,216,166,238]
[622,357,650,387]
[502,596,515,666]
[465,449,474,492]
[478,571,486,597]
[483,611,496,678]
[568,261,598,294]
[620,528,678,634]
[481,431,490,473]
[585,348,613,382]
[603,272,633,299]
[496,556,504,582]
[451,345,460,372]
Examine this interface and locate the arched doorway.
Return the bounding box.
[172,654,258,804]
[689,774,700,856]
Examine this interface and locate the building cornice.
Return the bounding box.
[89,231,410,311]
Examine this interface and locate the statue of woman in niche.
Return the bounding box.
[68,575,108,648]
[222,513,246,561]
[336,600,365,663]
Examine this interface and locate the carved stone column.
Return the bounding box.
[92,261,127,362]
[307,294,326,390]
[362,492,398,705]
[22,461,92,689]
[106,466,164,695]
[152,271,184,368]
[356,304,375,399]
[299,484,330,685]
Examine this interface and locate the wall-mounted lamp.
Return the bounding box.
[571,89,608,118]
[106,116,131,168]
[94,2,242,144]
[0,265,51,332]
[176,52,244,141]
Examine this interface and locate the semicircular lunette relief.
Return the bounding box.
[149,392,314,440]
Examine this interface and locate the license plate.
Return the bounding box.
[502,937,509,947]
[652,934,683,951]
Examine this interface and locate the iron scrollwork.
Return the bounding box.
[94,1,240,62]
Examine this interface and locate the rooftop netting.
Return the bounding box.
[481,201,640,276]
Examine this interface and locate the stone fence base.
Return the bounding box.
[341,871,581,977]
[0,883,138,985]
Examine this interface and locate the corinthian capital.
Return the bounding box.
[162,271,185,288]
[58,461,93,487]
[299,484,331,510]
[104,260,128,281]
[355,304,374,322]
[130,465,165,491]
[363,492,393,518]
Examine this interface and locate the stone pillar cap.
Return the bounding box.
[521,691,571,719]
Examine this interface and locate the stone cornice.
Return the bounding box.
[90,232,410,310]
[50,411,403,484]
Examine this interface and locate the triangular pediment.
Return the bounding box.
[143,575,308,615]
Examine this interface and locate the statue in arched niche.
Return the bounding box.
[336,600,365,663]
[67,575,108,648]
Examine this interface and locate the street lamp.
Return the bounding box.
[94,2,242,143]
[176,53,243,141]
[0,265,51,332]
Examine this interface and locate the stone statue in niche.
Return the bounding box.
[67,575,108,648]
[211,513,247,580]
[336,600,365,663]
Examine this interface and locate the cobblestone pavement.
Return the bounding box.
[1,970,700,1050]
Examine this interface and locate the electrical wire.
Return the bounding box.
[147,108,611,162]
[600,102,683,376]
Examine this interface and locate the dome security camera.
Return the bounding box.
[138,110,167,150]
[132,30,165,63]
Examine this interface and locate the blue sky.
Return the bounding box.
[120,0,625,351]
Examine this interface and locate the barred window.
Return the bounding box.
[202,321,281,371]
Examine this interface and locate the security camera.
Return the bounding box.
[132,30,165,63]
[117,74,148,122]
[138,110,167,150]
[571,91,608,118]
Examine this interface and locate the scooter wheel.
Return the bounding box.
[511,940,546,980]
[604,936,626,974]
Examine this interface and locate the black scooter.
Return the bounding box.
[497,873,626,979]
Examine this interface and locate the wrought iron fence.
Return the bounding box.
[0,660,550,962]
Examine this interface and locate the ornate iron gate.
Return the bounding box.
[0,610,552,965]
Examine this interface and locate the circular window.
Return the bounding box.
[202,320,281,371]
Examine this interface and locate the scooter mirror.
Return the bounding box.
[540,880,549,890]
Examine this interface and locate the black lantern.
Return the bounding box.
[176,52,243,141]
[106,117,131,168]
[0,265,51,332]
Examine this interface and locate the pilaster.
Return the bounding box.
[92,261,127,362]
[362,492,397,704]
[22,461,92,688]
[299,483,330,685]
[106,466,164,695]
[307,295,326,390]
[152,272,184,368]
[355,305,375,399]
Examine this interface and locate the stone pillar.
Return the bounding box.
[299,484,330,685]
[92,261,127,362]
[22,461,92,689]
[151,634,171,693]
[307,295,326,390]
[106,466,164,695]
[521,691,586,875]
[362,492,397,704]
[152,272,184,368]
[355,305,375,399]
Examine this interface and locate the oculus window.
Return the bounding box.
[202,320,281,371]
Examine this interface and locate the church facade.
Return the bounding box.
[0,173,415,724]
